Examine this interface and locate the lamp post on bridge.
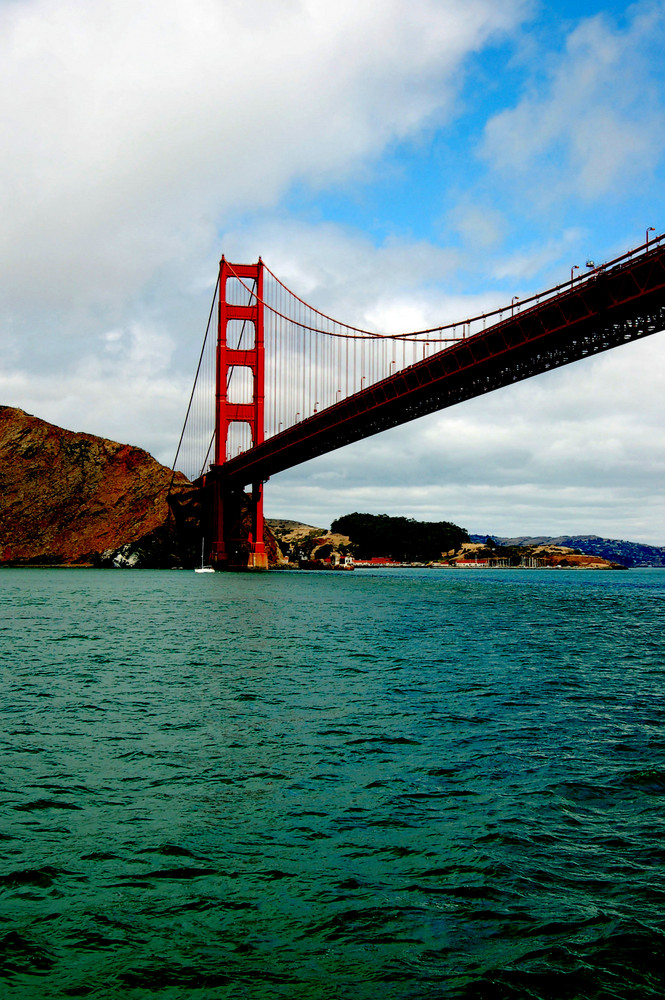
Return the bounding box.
[570,265,579,288]
[646,226,655,250]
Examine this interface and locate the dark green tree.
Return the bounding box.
[330,512,469,562]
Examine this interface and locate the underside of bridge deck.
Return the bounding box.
[209,244,665,493]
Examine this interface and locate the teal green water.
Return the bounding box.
[1,567,664,998]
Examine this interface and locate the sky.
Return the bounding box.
[1,0,664,543]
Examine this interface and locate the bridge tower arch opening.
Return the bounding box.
[210,258,267,570]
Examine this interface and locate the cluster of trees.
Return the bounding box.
[331,512,469,562]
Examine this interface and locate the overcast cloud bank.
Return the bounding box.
[0,0,663,542]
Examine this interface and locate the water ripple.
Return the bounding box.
[1,566,664,998]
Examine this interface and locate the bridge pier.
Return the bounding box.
[245,480,268,571]
[209,477,268,571]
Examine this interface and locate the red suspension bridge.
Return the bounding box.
[172,234,665,569]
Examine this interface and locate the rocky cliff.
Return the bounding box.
[0,406,193,567]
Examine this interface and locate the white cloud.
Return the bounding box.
[450,203,507,251]
[489,228,585,283]
[0,0,529,452]
[0,317,188,452]
[263,333,665,544]
[0,0,663,546]
[0,0,526,311]
[482,3,665,202]
[220,217,468,329]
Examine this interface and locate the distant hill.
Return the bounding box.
[270,518,665,568]
[268,518,628,569]
[471,534,665,568]
[267,518,320,533]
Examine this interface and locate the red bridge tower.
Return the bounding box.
[210,258,267,570]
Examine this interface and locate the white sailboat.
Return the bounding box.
[195,539,215,574]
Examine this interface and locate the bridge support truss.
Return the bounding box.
[210,258,268,570]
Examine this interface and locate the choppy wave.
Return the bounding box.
[1,567,664,998]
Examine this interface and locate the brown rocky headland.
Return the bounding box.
[0,405,285,568]
[0,406,195,567]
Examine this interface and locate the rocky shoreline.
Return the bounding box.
[267,523,627,570]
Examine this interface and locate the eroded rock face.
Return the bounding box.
[0,406,191,566]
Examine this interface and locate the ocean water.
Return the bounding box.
[1,566,664,999]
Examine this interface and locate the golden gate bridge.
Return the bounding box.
[172,233,665,569]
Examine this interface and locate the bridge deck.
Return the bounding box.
[209,242,665,490]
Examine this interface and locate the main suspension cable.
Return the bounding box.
[169,273,220,487]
